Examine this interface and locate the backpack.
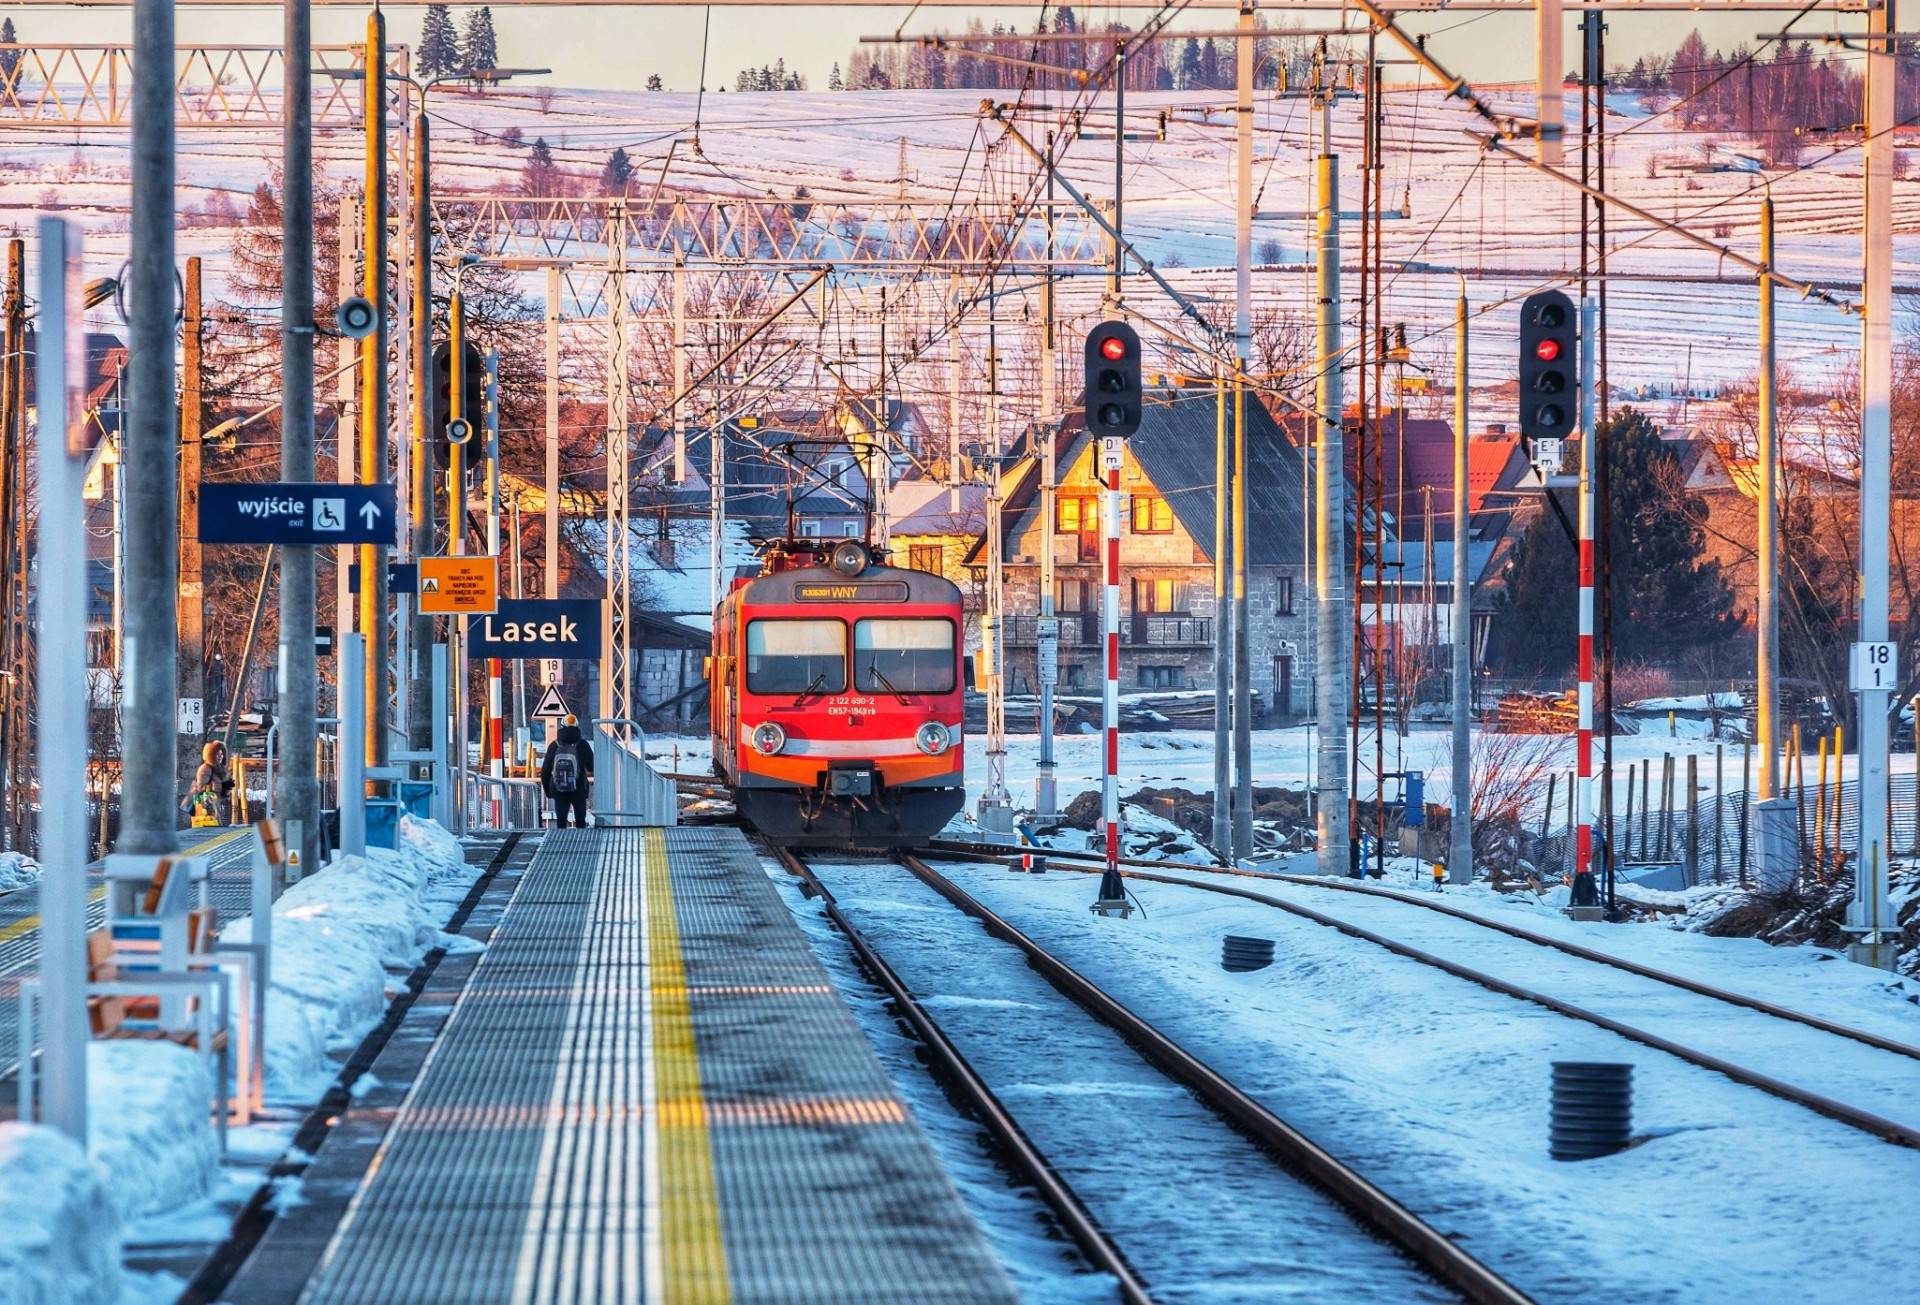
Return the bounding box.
[552,749,579,795]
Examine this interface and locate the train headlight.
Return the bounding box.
[915,722,951,756]
[752,722,787,756]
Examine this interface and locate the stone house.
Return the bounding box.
[978,382,1314,717]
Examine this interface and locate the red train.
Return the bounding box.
[710,538,966,847]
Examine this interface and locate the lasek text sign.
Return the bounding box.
[467,599,602,661]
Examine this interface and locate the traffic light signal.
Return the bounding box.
[1518,290,1577,443]
[1084,320,1142,439]
[430,341,487,471]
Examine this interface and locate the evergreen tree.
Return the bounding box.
[828,62,843,91]
[1177,38,1203,90]
[460,6,499,77]
[417,4,461,79]
[1495,408,1738,675]
[0,19,20,82]
[523,137,560,194]
[600,147,633,195]
[646,73,664,91]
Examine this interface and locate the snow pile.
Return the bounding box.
[86,1041,220,1221]
[0,849,40,894]
[223,816,476,1099]
[0,1123,122,1305]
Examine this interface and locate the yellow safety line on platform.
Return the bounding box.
[0,825,252,948]
[644,827,733,1305]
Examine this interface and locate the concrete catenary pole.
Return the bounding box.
[409,106,435,753]
[279,0,320,872]
[1313,151,1350,876]
[1755,196,1778,802]
[358,7,390,778]
[35,218,87,1141]
[1450,288,1472,883]
[121,0,180,859]
[1230,0,1255,862]
[279,0,319,872]
[1852,0,1896,965]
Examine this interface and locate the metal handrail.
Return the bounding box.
[589,716,678,827]
[461,769,545,831]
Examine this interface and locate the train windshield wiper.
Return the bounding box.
[866,665,912,705]
[793,670,828,704]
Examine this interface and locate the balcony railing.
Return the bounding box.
[1002,614,1213,647]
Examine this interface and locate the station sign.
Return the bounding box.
[467,598,602,661]
[200,482,397,545]
[419,555,500,615]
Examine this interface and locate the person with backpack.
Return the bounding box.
[541,716,595,828]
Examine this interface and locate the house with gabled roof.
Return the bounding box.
[977,380,1315,717]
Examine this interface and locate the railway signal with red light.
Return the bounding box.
[1518,290,1577,444]
[1084,320,1143,439]
[431,341,487,476]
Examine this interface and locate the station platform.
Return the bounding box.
[227,826,1016,1304]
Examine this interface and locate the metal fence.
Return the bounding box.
[462,772,547,832]
[1527,771,1920,888]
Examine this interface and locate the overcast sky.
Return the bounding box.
[19,5,1871,95]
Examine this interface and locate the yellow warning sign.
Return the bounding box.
[419,555,500,615]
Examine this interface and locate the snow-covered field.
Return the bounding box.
[1,80,1907,407]
[794,855,1920,1303]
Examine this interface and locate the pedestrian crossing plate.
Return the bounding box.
[532,685,570,720]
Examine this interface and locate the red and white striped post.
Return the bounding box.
[1572,297,1600,908]
[488,655,505,826]
[1093,434,1130,915]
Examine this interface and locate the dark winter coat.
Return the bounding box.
[540,725,595,799]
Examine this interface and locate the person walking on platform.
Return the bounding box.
[183,740,234,827]
[541,716,595,828]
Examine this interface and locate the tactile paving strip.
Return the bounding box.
[300,828,642,1305]
[290,827,1013,1304]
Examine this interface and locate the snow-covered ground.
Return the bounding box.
[2,80,1908,409]
[0,850,41,895]
[815,858,1920,1303]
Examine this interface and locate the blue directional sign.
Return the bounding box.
[199,482,398,545]
[467,599,603,661]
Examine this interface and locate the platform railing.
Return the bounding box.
[461,771,546,831]
[591,717,679,827]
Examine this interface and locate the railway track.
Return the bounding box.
[778,845,1533,1305]
[926,839,1920,1149]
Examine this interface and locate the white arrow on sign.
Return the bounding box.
[532,685,570,720]
[358,501,381,528]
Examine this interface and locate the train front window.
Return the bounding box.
[746,620,845,695]
[853,619,955,695]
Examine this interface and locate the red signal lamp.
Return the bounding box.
[1534,338,1562,362]
[1099,335,1129,361]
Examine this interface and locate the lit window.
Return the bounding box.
[1130,494,1173,533]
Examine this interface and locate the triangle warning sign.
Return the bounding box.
[422,576,441,593]
[533,685,570,720]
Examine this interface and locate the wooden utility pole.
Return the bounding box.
[178,256,206,793]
